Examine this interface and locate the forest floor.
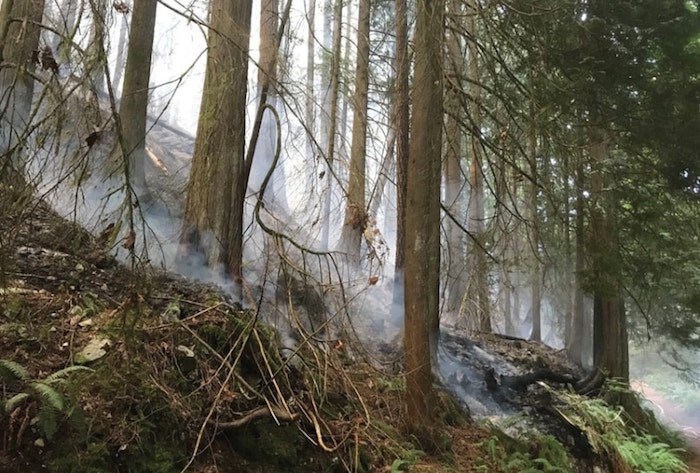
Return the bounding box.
[0,184,692,472]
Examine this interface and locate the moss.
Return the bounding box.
[228,422,301,466]
[116,438,183,473]
[225,422,335,472]
[48,441,112,473]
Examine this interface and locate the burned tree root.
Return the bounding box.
[574,368,606,396]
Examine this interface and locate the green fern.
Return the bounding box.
[0,359,30,381]
[3,392,30,414]
[617,435,688,473]
[36,406,59,440]
[31,382,65,412]
[550,384,688,473]
[1,359,91,442]
[43,365,93,385]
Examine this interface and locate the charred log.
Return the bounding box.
[485,367,579,392]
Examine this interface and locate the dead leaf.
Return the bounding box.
[97,222,115,245]
[122,231,135,251]
[32,46,59,73]
[85,130,103,149]
[368,276,379,285]
[113,1,130,13]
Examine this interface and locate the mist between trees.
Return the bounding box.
[1,0,700,436]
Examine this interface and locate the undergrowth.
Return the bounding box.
[553,384,688,473]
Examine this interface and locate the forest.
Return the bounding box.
[1,0,700,471]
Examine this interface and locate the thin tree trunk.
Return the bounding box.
[51,0,79,56]
[504,280,514,335]
[88,0,107,96]
[368,128,396,219]
[465,0,490,332]
[392,0,409,313]
[118,0,157,199]
[340,0,370,262]
[338,0,353,159]
[258,0,278,90]
[305,0,315,160]
[404,0,443,438]
[566,152,585,365]
[443,0,466,313]
[111,10,129,94]
[528,98,541,341]
[319,0,342,249]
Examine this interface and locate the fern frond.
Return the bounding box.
[31,382,64,412]
[3,392,30,413]
[0,360,30,381]
[42,365,93,385]
[36,406,59,440]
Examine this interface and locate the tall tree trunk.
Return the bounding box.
[340,0,370,262]
[392,0,409,311]
[87,0,107,96]
[180,0,252,291]
[252,0,288,210]
[566,152,585,365]
[319,0,342,249]
[258,0,278,90]
[305,0,315,161]
[111,9,129,94]
[528,99,541,341]
[465,0,490,332]
[589,127,628,382]
[368,127,395,219]
[563,154,573,348]
[118,0,157,199]
[404,0,443,438]
[0,0,46,181]
[51,0,79,58]
[338,0,353,160]
[443,0,466,314]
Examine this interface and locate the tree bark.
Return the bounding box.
[528,98,541,341]
[118,0,157,198]
[111,9,129,94]
[443,0,466,314]
[87,0,107,96]
[319,0,342,249]
[0,0,46,179]
[465,0,490,333]
[589,127,628,382]
[305,0,315,161]
[566,150,585,366]
[180,0,252,291]
[391,0,409,320]
[340,0,370,262]
[404,0,443,438]
[393,0,409,276]
[258,0,278,90]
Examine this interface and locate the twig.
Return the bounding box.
[208,405,298,430]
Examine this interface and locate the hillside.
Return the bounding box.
[0,185,693,472]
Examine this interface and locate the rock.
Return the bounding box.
[176,345,196,373]
[75,337,111,364]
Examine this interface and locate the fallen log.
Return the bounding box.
[485,367,580,392]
